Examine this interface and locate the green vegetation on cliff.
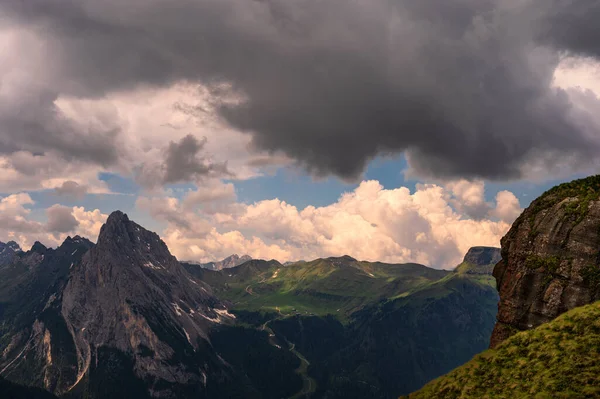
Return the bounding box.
[404,301,600,399]
[528,174,600,226]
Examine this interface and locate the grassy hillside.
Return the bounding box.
[187,255,500,397]
[309,271,499,397]
[184,256,449,320]
[404,301,600,399]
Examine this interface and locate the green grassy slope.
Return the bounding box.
[186,255,500,397]
[404,301,600,399]
[312,271,499,397]
[183,256,450,320]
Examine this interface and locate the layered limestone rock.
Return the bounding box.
[490,176,600,348]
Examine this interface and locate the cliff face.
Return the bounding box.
[490,176,600,347]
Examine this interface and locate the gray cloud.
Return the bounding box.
[54,181,88,199]
[164,135,231,184]
[536,0,600,58]
[46,204,79,233]
[2,0,600,180]
[0,214,41,234]
[136,134,231,188]
[0,85,120,168]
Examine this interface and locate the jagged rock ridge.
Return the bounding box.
[0,240,22,266]
[60,211,231,396]
[0,235,94,393]
[0,213,229,396]
[491,175,600,347]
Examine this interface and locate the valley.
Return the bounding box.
[0,212,499,398]
[3,1,600,396]
[2,176,600,398]
[185,249,500,397]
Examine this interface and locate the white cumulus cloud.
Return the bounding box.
[139,180,521,269]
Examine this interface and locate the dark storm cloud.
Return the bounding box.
[536,0,600,58]
[2,0,600,180]
[0,84,120,167]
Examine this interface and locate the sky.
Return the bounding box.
[1,0,600,269]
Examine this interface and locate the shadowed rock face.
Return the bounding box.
[0,212,239,398]
[0,211,303,398]
[0,235,94,394]
[61,211,229,397]
[0,241,21,266]
[491,176,600,348]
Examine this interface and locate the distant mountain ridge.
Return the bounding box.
[187,254,253,270]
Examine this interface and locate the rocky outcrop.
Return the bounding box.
[490,176,600,348]
[463,247,501,267]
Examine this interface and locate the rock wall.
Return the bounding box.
[491,176,600,348]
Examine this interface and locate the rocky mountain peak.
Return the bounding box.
[57,236,94,259]
[462,247,501,266]
[97,210,134,245]
[60,211,229,396]
[490,175,600,347]
[0,241,22,266]
[62,235,93,246]
[30,241,48,254]
[95,210,173,267]
[5,241,21,251]
[0,240,20,253]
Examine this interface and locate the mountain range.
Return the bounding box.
[3,175,600,398]
[184,247,500,397]
[0,211,500,398]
